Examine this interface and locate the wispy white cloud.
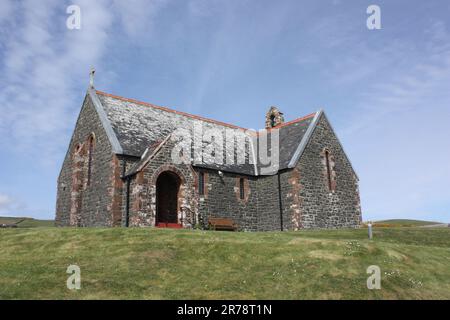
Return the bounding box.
[0,0,111,165]
[188,0,216,17]
[0,0,169,166]
[112,0,168,39]
[343,19,450,134]
[0,0,13,26]
[338,21,450,220]
[0,193,12,210]
[293,7,450,221]
[0,193,26,215]
[185,1,294,112]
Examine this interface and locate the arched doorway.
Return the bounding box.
[156,171,181,226]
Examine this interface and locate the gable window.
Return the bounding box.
[239,178,245,200]
[87,135,95,186]
[325,150,332,191]
[198,172,205,196]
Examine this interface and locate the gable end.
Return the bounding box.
[87,88,123,155]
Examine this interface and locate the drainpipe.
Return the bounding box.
[125,176,130,227]
[121,159,130,227]
[277,172,284,231]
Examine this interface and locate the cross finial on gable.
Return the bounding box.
[89,67,95,88]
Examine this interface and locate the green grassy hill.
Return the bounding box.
[0,227,449,299]
[369,219,444,227]
[0,216,54,228]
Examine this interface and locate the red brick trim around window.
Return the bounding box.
[195,170,209,199]
[86,133,96,187]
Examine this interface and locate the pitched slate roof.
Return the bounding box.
[125,135,173,177]
[272,114,316,170]
[88,88,321,176]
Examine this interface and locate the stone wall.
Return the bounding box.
[124,137,261,231]
[291,114,362,229]
[125,138,198,227]
[197,170,259,231]
[55,94,116,226]
[255,174,280,231]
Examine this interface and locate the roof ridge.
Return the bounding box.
[96,90,248,131]
[270,113,316,130]
[96,89,316,134]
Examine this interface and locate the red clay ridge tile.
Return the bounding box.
[267,113,316,131]
[96,90,248,131]
[95,90,316,133]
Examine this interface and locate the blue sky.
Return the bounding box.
[0,0,449,222]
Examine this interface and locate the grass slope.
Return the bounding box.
[370,219,444,228]
[0,217,54,228]
[0,227,449,299]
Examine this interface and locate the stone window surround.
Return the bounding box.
[150,164,188,225]
[239,177,245,199]
[70,142,85,226]
[235,176,250,203]
[196,170,209,200]
[321,147,337,193]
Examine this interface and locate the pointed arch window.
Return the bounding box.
[87,134,95,186]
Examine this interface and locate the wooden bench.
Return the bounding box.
[208,217,238,231]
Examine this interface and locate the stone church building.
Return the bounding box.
[55,79,362,231]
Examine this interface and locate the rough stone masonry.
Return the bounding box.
[55,82,362,231]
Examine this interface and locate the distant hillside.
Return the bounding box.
[370,219,443,227]
[0,217,54,228]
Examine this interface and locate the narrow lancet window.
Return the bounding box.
[239,178,245,200]
[87,135,94,186]
[325,150,332,191]
[199,172,205,196]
